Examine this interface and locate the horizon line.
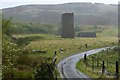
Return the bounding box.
[1,2,118,9]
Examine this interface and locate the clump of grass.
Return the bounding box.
[17,54,32,66]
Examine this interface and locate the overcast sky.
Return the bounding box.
[0,0,120,9]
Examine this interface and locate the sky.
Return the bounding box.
[0,0,120,9]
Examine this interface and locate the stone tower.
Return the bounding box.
[61,13,74,38]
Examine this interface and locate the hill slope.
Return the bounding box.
[2,3,118,25]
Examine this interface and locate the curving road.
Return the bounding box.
[57,47,114,79]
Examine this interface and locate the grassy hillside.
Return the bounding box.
[2,3,117,25]
[6,20,118,37]
[14,33,118,63]
[2,17,118,79]
[2,31,118,79]
[76,25,118,38]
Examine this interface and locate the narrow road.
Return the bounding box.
[57,47,113,79]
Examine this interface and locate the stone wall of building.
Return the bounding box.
[61,13,74,38]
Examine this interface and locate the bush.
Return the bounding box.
[13,68,33,78]
[17,55,32,66]
[34,63,58,80]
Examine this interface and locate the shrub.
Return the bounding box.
[17,54,31,66]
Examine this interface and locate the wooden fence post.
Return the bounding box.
[84,54,87,62]
[116,61,119,79]
[85,43,88,48]
[102,61,105,74]
[92,57,94,72]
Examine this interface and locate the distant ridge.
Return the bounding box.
[2,3,118,25]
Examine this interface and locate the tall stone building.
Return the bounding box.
[61,13,74,38]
